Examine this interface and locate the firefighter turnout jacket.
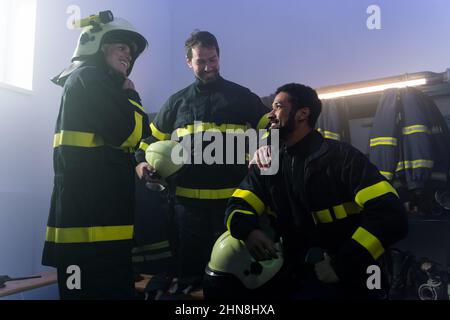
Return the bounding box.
[369,87,450,190]
[226,130,408,289]
[135,76,269,207]
[43,63,150,267]
[316,98,350,143]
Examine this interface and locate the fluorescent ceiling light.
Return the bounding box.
[318,78,427,100]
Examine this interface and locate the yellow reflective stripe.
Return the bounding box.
[313,202,362,224]
[402,125,430,135]
[380,171,394,180]
[132,241,170,254]
[232,189,266,215]
[132,251,172,263]
[45,225,133,244]
[313,209,333,223]
[176,187,236,200]
[402,159,433,170]
[324,131,341,141]
[150,123,171,141]
[53,131,104,148]
[317,128,341,141]
[176,127,193,137]
[332,205,347,220]
[369,137,398,147]
[413,160,434,169]
[342,202,362,215]
[139,141,149,152]
[121,112,143,149]
[396,160,434,172]
[352,227,385,260]
[176,122,249,138]
[256,113,270,130]
[226,209,255,231]
[355,181,399,207]
[128,99,145,112]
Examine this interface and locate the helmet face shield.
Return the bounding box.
[102,33,138,56]
[101,29,147,62]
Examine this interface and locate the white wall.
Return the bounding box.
[168,0,450,97]
[0,0,171,299]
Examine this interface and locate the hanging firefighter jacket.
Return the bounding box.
[415,92,450,186]
[369,87,450,191]
[316,98,351,143]
[369,89,402,181]
[42,63,150,268]
[135,76,270,208]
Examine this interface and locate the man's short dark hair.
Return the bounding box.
[185,30,220,61]
[275,83,322,127]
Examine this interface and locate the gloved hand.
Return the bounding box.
[314,252,340,284]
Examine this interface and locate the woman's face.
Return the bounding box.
[102,43,132,76]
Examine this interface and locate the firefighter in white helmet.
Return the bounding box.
[42,11,149,300]
[52,11,147,85]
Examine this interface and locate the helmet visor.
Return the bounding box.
[102,30,147,60]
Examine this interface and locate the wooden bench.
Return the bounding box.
[0,272,57,298]
[135,274,204,300]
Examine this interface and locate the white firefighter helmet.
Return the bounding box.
[72,17,148,65]
[145,140,187,179]
[207,231,283,290]
[52,13,148,86]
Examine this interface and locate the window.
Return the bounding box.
[0,0,37,91]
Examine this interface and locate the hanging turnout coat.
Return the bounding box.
[369,87,450,191]
[399,87,450,190]
[316,98,351,143]
[369,89,402,181]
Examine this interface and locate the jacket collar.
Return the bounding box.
[282,130,330,163]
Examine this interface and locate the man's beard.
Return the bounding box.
[279,110,297,140]
[198,70,219,83]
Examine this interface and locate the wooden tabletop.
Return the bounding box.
[0,272,57,298]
